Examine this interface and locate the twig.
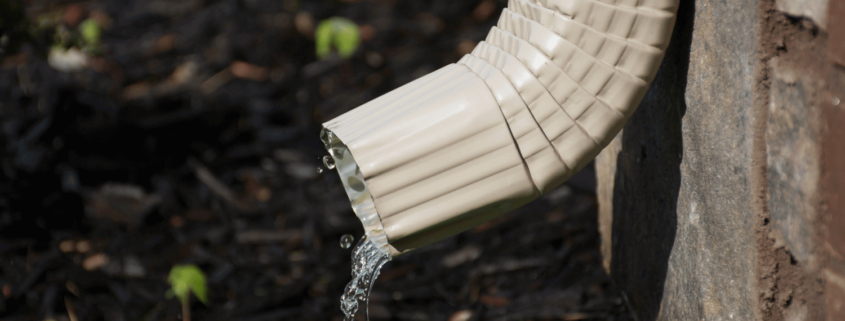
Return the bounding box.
[188,158,255,212]
[64,296,78,321]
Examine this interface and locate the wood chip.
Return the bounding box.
[295,12,314,37]
[457,40,476,55]
[122,81,152,100]
[59,240,76,253]
[442,245,482,268]
[200,68,232,95]
[472,0,497,22]
[448,310,473,321]
[63,4,84,27]
[480,294,511,307]
[170,215,185,227]
[231,61,268,82]
[82,253,109,271]
[150,33,177,55]
[75,240,91,253]
[235,230,301,244]
[359,24,377,42]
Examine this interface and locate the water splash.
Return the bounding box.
[340,234,355,249]
[340,235,391,321]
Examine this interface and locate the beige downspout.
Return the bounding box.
[322,0,680,257]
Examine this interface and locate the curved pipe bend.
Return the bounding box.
[322,0,680,257]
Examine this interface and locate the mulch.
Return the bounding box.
[0,0,632,320]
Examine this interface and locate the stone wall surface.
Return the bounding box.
[597,0,760,320]
[597,0,845,320]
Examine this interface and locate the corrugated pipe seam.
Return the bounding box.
[322,0,680,257]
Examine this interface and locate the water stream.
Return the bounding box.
[340,235,391,320]
[321,128,393,320]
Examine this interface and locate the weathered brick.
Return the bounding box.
[766,57,822,272]
[776,0,829,29]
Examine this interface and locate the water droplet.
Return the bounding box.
[317,167,324,174]
[340,234,354,249]
[322,155,336,170]
[320,129,331,145]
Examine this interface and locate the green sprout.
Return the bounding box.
[77,18,101,54]
[315,17,360,60]
[167,264,208,321]
[79,19,100,45]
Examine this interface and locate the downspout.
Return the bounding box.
[322,0,680,257]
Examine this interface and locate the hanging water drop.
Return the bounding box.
[340,234,355,249]
[317,167,324,174]
[323,155,336,170]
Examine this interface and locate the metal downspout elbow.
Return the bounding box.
[322,0,680,257]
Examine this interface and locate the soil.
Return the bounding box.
[0,0,629,320]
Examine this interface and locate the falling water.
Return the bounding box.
[340,235,391,321]
[321,128,391,320]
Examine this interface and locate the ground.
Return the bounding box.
[0,0,630,320]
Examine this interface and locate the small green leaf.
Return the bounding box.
[168,264,208,305]
[79,18,100,45]
[315,17,360,60]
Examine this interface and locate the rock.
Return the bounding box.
[596,1,758,319]
[597,1,845,320]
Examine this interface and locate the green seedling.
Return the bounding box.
[79,19,100,45]
[77,18,101,54]
[167,264,208,321]
[315,17,360,60]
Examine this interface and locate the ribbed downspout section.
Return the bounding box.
[324,0,679,257]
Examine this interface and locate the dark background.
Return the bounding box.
[0,0,631,320]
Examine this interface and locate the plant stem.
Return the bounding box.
[182,297,191,321]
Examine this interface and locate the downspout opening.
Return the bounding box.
[321,127,394,257]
